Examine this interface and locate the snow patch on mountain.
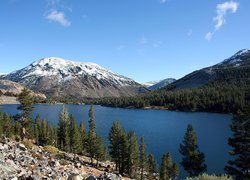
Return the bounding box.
[6,57,137,86]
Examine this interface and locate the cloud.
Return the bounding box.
[46,10,71,27]
[205,1,239,40]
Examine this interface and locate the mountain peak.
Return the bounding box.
[219,49,250,66]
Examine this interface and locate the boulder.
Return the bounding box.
[17,144,27,151]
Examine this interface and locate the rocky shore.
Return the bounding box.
[0,138,125,180]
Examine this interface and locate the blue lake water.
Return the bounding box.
[0,104,232,177]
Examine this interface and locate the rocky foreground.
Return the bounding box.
[0,138,126,180]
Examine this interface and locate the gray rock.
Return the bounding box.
[86,175,97,180]
[17,144,27,151]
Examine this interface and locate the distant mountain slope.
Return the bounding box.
[2,57,147,99]
[148,78,176,90]
[169,49,250,90]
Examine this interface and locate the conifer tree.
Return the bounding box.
[179,124,207,177]
[57,105,70,152]
[147,154,157,180]
[69,114,81,159]
[127,131,139,179]
[139,137,147,180]
[165,152,173,179]
[2,113,14,138]
[17,88,34,139]
[33,115,40,144]
[108,121,128,174]
[171,162,179,180]
[79,121,86,153]
[86,105,97,165]
[160,154,167,180]
[225,106,250,179]
[95,135,107,167]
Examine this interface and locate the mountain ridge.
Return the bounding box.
[2,57,147,99]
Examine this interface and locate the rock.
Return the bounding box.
[68,173,85,180]
[17,144,27,151]
[86,175,97,180]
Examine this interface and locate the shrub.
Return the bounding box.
[43,145,59,155]
[22,139,34,150]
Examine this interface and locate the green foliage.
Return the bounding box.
[108,121,128,175]
[127,131,139,179]
[44,145,59,155]
[69,114,81,155]
[179,124,207,177]
[139,137,147,180]
[160,154,167,180]
[79,121,86,153]
[147,154,157,180]
[57,105,70,152]
[225,106,250,179]
[95,135,107,165]
[17,88,34,139]
[22,139,34,150]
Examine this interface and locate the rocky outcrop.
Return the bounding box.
[0,138,124,180]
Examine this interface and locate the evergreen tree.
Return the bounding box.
[127,131,139,178]
[225,106,250,179]
[2,113,14,138]
[139,137,147,180]
[165,152,173,179]
[79,121,86,153]
[108,121,128,175]
[95,135,107,167]
[160,154,167,180]
[17,88,34,139]
[171,162,179,180]
[57,105,70,152]
[33,115,40,144]
[86,105,97,165]
[147,154,157,180]
[179,124,207,177]
[69,114,81,160]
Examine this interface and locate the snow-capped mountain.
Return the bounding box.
[3,57,147,98]
[168,49,250,90]
[142,80,160,87]
[148,78,176,90]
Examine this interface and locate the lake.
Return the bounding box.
[0,104,232,177]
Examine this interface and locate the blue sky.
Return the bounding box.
[0,0,249,82]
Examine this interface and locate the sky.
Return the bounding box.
[0,0,249,83]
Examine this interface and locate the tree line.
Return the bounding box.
[0,88,249,179]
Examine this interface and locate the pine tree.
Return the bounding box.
[86,105,97,165]
[147,154,157,180]
[69,114,81,160]
[95,135,107,167]
[33,115,40,144]
[79,121,86,153]
[108,121,128,174]
[2,113,14,138]
[127,131,139,178]
[224,106,250,179]
[171,162,179,180]
[17,88,34,139]
[165,152,173,179]
[139,137,147,180]
[160,154,167,180]
[57,105,70,152]
[179,124,207,177]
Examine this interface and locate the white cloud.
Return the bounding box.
[205,1,239,40]
[46,10,71,27]
[205,32,213,41]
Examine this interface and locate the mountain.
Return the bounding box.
[0,80,46,104]
[168,49,250,90]
[148,78,176,90]
[2,57,147,99]
[142,80,160,87]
